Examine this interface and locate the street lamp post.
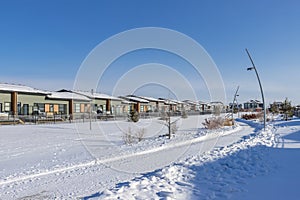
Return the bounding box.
[236,95,240,118]
[246,48,266,131]
[231,86,240,121]
[90,89,94,130]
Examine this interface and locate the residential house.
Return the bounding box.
[244,100,263,111]
[158,98,177,112]
[70,90,123,115]
[120,95,150,113]
[46,91,91,119]
[0,83,50,116]
[139,96,165,112]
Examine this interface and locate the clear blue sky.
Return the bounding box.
[0,0,299,104]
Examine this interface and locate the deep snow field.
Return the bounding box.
[0,115,300,199]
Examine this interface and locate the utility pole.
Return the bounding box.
[246,48,266,131]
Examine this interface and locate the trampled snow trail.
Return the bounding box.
[99,122,275,200]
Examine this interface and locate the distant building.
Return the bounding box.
[0,83,52,116]
[243,100,263,111]
[138,96,165,112]
[119,95,150,113]
[69,90,123,115]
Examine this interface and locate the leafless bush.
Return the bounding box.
[122,127,146,144]
[171,122,178,135]
[241,113,262,120]
[122,127,135,145]
[135,128,145,142]
[202,117,224,129]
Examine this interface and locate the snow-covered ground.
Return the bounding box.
[0,115,300,199]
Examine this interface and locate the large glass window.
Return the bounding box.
[34,103,45,112]
[49,104,54,112]
[38,104,45,112]
[4,102,10,112]
[111,105,115,114]
[23,104,29,115]
[17,102,21,115]
[75,103,80,113]
[128,105,131,113]
[59,104,66,114]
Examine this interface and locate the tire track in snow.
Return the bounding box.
[0,125,243,186]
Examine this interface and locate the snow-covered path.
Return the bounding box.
[0,116,255,199]
[233,119,300,200]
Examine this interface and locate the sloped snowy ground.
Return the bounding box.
[96,118,300,200]
[1,115,300,199]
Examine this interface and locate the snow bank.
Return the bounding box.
[100,125,277,199]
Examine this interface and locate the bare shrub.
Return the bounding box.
[122,127,135,145]
[241,113,261,120]
[171,122,178,135]
[123,127,146,144]
[135,128,146,142]
[202,117,224,129]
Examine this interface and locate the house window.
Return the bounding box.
[0,103,2,112]
[49,104,54,112]
[75,103,80,113]
[59,104,66,114]
[102,104,106,113]
[140,105,144,112]
[111,105,115,114]
[4,102,10,112]
[128,105,131,113]
[17,102,21,115]
[39,104,45,112]
[34,103,45,112]
[23,104,29,115]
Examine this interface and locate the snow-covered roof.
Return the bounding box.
[47,91,91,101]
[0,83,50,95]
[198,101,208,105]
[210,101,224,105]
[159,98,177,105]
[122,96,149,103]
[169,99,184,104]
[121,100,136,104]
[165,101,177,105]
[182,100,198,105]
[73,91,122,101]
[244,100,262,104]
[139,96,165,102]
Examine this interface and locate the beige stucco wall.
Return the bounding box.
[18,94,46,105]
[0,92,11,102]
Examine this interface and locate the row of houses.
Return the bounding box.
[0,83,224,120]
[4,83,297,121]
